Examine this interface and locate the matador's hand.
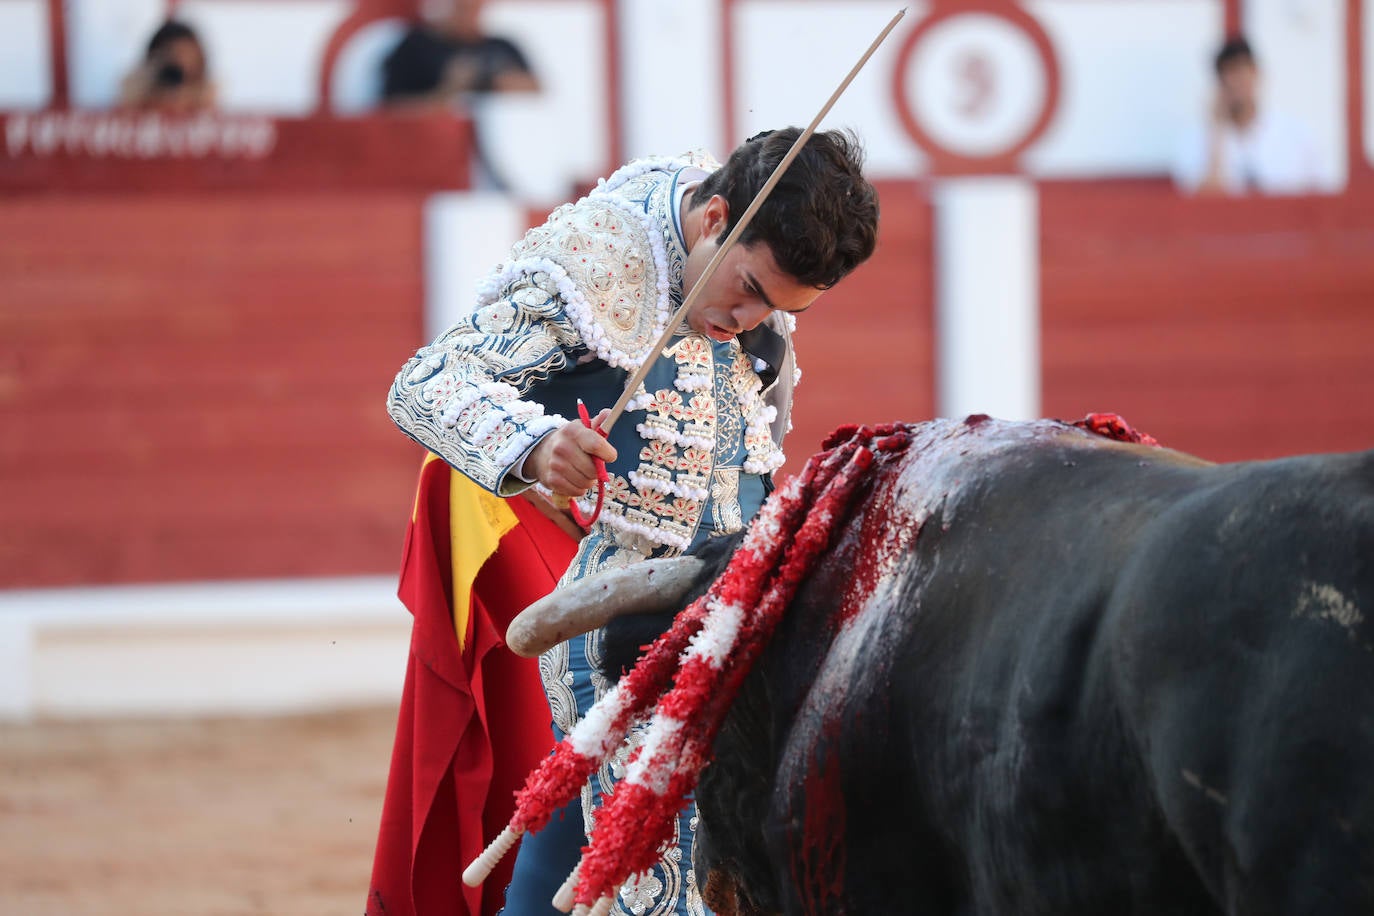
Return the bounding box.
[523,409,617,497]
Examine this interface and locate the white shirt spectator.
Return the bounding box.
[1173,110,1322,195]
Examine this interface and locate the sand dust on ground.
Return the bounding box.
[0,706,399,916]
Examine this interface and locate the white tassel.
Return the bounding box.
[552,863,581,911]
[462,825,522,887]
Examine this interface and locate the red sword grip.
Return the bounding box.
[569,399,607,528]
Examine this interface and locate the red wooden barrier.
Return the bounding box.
[0,178,929,588]
[1040,180,1374,462]
[7,171,1370,588]
[0,193,427,587]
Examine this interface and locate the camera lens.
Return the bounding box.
[154,61,186,88]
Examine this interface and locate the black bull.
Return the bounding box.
[599,418,1374,915]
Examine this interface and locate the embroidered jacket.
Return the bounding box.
[388,152,798,574]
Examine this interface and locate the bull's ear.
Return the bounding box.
[505,556,708,657]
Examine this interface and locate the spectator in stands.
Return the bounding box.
[1172,35,1322,196]
[119,20,217,114]
[381,0,539,110]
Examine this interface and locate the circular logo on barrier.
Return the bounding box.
[892,5,1060,172]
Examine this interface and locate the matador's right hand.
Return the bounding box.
[522,409,618,497]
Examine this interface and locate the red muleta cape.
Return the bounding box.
[368,455,578,916]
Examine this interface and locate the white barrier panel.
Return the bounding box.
[424,191,529,339]
[732,0,929,176]
[0,578,410,721]
[1022,0,1217,177]
[1244,0,1348,191]
[933,177,1039,422]
[179,0,353,116]
[619,0,725,159]
[0,616,34,720]
[0,0,52,110]
[1367,0,1374,169]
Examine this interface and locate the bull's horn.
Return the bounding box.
[506,557,707,658]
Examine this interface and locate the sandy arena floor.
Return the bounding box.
[0,706,399,916]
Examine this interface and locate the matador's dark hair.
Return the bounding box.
[1214,34,1255,74]
[693,127,879,290]
[146,20,203,59]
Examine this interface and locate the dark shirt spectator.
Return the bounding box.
[381,0,538,110]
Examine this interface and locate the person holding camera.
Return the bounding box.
[120,20,217,115]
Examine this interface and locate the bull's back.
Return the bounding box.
[711,418,1374,915]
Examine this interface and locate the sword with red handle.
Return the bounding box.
[462,11,909,897]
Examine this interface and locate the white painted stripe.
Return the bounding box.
[424,192,528,341]
[0,576,402,627]
[0,577,409,721]
[1367,0,1374,170]
[620,0,724,157]
[0,615,34,720]
[1244,0,1348,192]
[933,177,1040,422]
[0,0,51,110]
[175,0,354,116]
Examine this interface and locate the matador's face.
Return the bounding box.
[680,194,821,343]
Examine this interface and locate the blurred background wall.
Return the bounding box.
[2,0,1371,718]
